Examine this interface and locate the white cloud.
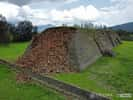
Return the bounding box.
[0,0,78,6]
[0,2,19,20]
[65,0,79,3]
[0,1,100,26]
[0,0,133,26]
[50,5,100,25]
[32,5,100,25]
[71,5,99,21]
[97,0,133,26]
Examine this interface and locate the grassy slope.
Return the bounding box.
[0,42,133,99]
[54,41,133,100]
[0,42,29,61]
[0,64,65,100]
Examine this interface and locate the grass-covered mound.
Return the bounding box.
[0,64,65,100]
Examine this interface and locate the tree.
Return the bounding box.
[32,26,38,35]
[16,21,33,41]
[0,14,11,44]
[8,23,18,42]
[0,14,6,22]
[116,29,133,40]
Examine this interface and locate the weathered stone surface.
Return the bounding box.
[17,27,121,73]
[70,31,101,70]
[94,30,121,56]
[17,27,77,73]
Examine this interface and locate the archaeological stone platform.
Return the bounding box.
[17,27,121,73]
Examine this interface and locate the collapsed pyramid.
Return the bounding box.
[17,27,121,73]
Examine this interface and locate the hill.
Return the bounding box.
[37,24,54,33]
[111,22,133,32]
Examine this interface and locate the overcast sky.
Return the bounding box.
[0,0,133,26]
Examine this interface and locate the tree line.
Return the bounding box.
[74,22,133,41]
[0,14,37,44]
[115,29,133,41]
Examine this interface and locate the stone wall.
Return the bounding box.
[94,30,121,56]
[69,31,101,70]
[17,27,121,72]
[67,29,121,70]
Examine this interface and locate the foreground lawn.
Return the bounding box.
[0,41,133,99]
[0,42,29,61]
[54,41,133,100]
[0,64,65,100]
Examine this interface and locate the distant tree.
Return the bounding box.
[0,14,11,44]
[8,23,16,34]
[32,26,38,35]
[86,22,94,29]
[79,22,95,29]
[8,23,18,42]
[116,29,133,40]
[16,21,33,41]
[0,14,6,22]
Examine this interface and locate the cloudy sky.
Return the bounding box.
[0,0,133,26]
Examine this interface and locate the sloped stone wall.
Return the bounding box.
[94,30,113,54]
[94,30,121,56]
[17,27,121,73]
[69,31,101,70]
[106,30,121,47]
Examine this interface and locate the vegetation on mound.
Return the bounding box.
[0,64,65,100]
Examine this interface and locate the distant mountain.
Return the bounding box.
[37,24,55,33]
[111,22,133,32]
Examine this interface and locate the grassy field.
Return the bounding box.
[0,64,65,100]
[54,41,133,100]
[0,42,29,61]
[0,41,133,100]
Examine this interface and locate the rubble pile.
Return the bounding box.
[17,27,77,73]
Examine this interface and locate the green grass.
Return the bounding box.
[0,42,29,61]
[54,41,133,100]
[0,64,65,100]
[0,41,133,99]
